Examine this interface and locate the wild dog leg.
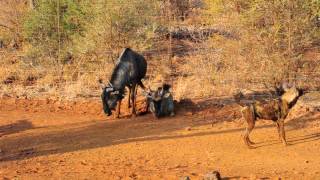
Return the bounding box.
[244,121,256,146]
[275,121,281,140]
[278,119,287,145]
[241,106,256,147]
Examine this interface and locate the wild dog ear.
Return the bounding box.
[282,82,296,92]
[162,84,171,91]
[147,86,156,94]
[281,85,300,104]
[234,89,244,97]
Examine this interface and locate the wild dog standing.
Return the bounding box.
[234,85,303,148]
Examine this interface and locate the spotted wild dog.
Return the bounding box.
[234,84,303,148]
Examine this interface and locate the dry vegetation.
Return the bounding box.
[0,0,319,101]
[1,1,320,179]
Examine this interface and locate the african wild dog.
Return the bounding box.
[234,84,303,148]
[146,84,175,118]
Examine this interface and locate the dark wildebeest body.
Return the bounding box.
[100,48,147,117]
[147,84,175,118]
[234,85,302,148]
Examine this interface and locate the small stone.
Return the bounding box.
[180,176,191,180]
[203,171,221,180]
[186,127,192,131]
[305,160,309,163]
[81,160,87,165]
[249,174,258,180]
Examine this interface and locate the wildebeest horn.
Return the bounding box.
[111,90,119,95]
[105,87,114,92]
[107,81,113,87]
[98,79,106,89]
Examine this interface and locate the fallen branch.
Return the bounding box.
[0,23,13,31]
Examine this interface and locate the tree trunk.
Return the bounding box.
[29,0,35,9]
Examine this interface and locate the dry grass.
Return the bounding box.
[1,36,319,102]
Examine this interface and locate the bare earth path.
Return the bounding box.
[0,99,320,179]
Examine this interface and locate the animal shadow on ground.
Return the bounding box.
[177,89,280,115]
[252,111,320,148]
[0,120,34,137]
[221,177,241,180]
[1,92,319,161]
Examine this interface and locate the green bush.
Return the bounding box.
[23,0,92,62]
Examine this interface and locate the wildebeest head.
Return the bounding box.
[99,80,122,116]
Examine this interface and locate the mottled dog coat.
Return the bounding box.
[147,84,175,118]
[234,86,302,148]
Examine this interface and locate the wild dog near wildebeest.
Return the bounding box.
[99,48,147,118]
[234,84,303,148]
[145,84,175,118]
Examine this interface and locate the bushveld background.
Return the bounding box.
[1,1,320,179]
[0,0,319,101]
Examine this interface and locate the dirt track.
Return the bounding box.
[1,98,320,180]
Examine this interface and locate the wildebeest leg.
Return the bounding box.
[138,80,146,90]
[278,119,287,145]
[241,106,256,148]
[127,86,132,108]
[275,121,281,140]
[131,84,137,116]
[115,99,121,118]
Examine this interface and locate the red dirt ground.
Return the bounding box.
[0,97,320,180]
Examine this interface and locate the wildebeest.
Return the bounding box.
[100,48,147,118]
[146,84,175,118]
[234,84,303,148]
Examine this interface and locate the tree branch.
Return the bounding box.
[0,23,13,31]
